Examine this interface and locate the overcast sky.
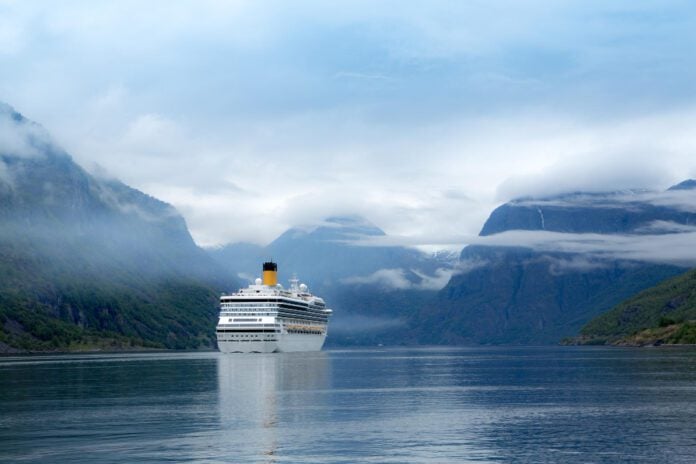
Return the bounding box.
[2,0,696,247]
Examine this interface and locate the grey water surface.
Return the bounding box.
[2,347,696,463]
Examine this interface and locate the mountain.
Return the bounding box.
[208,216,456,345]
[5,101,695,351]
[0,102,240,352]
[480,189,696,235]
[411,186,696,345]
[209,216,452,291]
[211,185,696,347]
[668,179,696,191]
[571,268,696,345]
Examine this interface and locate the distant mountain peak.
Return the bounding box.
[0,101,190,234]
[325,214,369,225]
[667,179,696,191]
[0,101,22,119]
[324,215,383,233]
[0,101,36,128]
[481,182,696,236]
[0,102,60,160]
[510,188,650,204]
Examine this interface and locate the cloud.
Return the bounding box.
[339,179,696,271]
[341,267,455,291]
[634,220,696,234]
[0,12,25,55]
[497,153,672,201]
[411,268,456,290]
[633,190,696,214]
[93,182,180,224]
[492,189,696,228]
[0,104,53,159]
[493,106,696,202]
[468,229,696,267]
[97,107,696,247]
[541,255,612,275]
[342,268,413,290]
[2,2,696,248]
[451,257,489,275]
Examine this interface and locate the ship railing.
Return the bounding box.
[217,323,280,328]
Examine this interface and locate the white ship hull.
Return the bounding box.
[216,262,332,354]
[217,333,327,353]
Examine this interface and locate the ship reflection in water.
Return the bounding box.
[216,352,330,462]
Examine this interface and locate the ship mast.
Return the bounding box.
[289,273,300,292]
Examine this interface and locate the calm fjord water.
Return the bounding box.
[1,347,696,463]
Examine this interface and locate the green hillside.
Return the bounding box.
[571,268,696,345]
[0,103,237,353]
[0,200,226,352]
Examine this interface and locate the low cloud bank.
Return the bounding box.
[471,229,696,267]
[511,189,696,214]
[496,154,673,201]
[341,267,455,291]
[0,103,53,160]
[348,225,696,268]
[348,186,696,267]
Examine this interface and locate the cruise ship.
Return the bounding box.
[216,262,332,353]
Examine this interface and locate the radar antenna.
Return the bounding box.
[289,273,300,291]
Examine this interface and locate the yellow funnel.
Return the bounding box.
[262,261,277,286]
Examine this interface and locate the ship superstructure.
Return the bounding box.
[216,262,332,353]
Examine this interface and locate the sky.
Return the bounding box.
[2,0,696,247]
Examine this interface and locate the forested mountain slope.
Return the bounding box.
[0,102,239,352]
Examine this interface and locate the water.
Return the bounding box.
[1,347,696,463]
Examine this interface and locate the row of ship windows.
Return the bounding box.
[220,339,277,342]
[221,308,277,316]
[221,303,275,308]
[287,330,324,335]
[221,303,323,312]
[220,312,274,317]
[286,319,324,326]
[220,312,326,322]
[219,335,278,341]
[219,314,327,325]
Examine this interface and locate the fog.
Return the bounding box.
[341,267,454,291]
